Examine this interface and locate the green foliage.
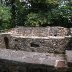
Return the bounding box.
[25,12,53,26]
[0,4,11,30]
[13,0,29,26]
[22,0,59,26]
[11,0,60,27]
[51,0,72,27]
[28,0,59,12]
[25,12,47,26]
[0,0,72,28]
[24,0,72,27]
[29,0,59,5]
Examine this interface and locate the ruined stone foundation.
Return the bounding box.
[0,26,72,72]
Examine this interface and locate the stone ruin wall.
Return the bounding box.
[0,26,72,54]
[0,26,72,72]
[0,59,57,72]
[0,33,11,49]
[9,26,71,36]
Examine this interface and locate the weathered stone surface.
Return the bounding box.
[0,49,71,72]
[0,26,72,53]
[66,50,72,63]
[0,27,72,72]
[0,48,66,66]
[9,36,70,53]
[0,61,55,72]
[0,48,68,72]
[9,26,70,36]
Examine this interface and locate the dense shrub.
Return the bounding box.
[0,0,72,28]
[52,0,72,27]
[15,0,59,27]
[24,0,72,27]
[0,4,11,30]
[15,1,28,26]
[24,12,53,26]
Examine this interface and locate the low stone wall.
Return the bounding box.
[9,36,70,53]
[0,59,71,72]
[0,33,11,49]
[0,59,57,72]
[0,27,72,72]
[0,49,68,72]
[9,26,71,36]
[0,26,72,53]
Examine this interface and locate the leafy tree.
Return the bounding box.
[24,0,59,26]
[52,0,72,27]
[0,0,72,28]
[0,4,11,30]
[15,0,29,26]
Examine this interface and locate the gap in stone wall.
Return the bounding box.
[30,42,40,47]
[4,37,9,49]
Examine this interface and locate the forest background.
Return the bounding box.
[0,0,72,30]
